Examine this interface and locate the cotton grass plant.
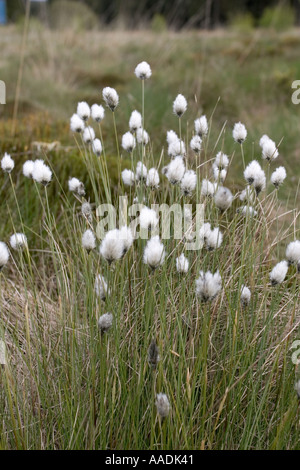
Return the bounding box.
[0,61,299,451]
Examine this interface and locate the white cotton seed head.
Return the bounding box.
[259,134,269,148]
[70,113,85,133]
[77,102,90,121]
[119,226,134,254]
[168,139,186,157]
[233,122,247,143]
[68,177,85,196]
[148,340,160,368]
[271,166,286,188]
[176,253,189,273]
[10,233,27,251]
[102,87,119,111]
[143,236,165,269]
[0,242,9,269]
[166,130,179,145]
[286,240,300,265]
[180,170,197,196]
[122,132,136,152]
[81,202,92,219]
[184,206,192,223]
[156,393,170,418]
[122,169,135,186]
[214,187,233,211]
[146,168,160,188]
[98,313,113,333]
[238,205,257,217]
[1,153,14,173]
[23,160,35,178]
[140,207,159,231]
[136,161,147,181]
[99,229,125,263]
[82,229,96,251]
[253,169,266,194]
[206,227,223,250]
[134,61,152,80]
[91,104,105,122]
[262,138,279,161]
[213,165,227,183]
[32,160,52,185]
[190,135,202,153]
[136,128,149,145]
[166,156,185,185]
[201,179,216,198]
[82,126,95,144]
[241,285,251,306]
[239,186,255,203]
[92,138,102,156]
[95,274,108,301]
[194,115,208,137]
[215,151,229,169]
[129,110,142,132]
[270,260,289,285]
[173,94,187,117]
[196,270,222,302]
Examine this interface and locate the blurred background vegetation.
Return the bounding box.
[0,0,300,236]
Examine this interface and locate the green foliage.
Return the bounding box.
[49,0,99,31]
[151,13,167,33]
[259,5,295,31]
[228,12,255,32]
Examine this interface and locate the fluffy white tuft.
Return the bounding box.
[129,110,142,132]
[10,233,27,250]
[196,270,222,302]
[92,138,102,156]
[173,94,187,117]
[286,240,300,265]
[32,160,52,185]
[70,113,85,133]
[1,153,14,173]
[68,177,85,196]
[214,187,233,211]
[270,260,289,285]
[98,313,113,333]
[23,160,35,178]
[102,87,119,111]
[176,253,189,273]
[140,207,159,231]
[146,168,160,188]
[143,236,165,269]
[91,104,105,122]
[77,101,90,121]
[180,170,197,195]
[82,126,95,144]
[122,132,136,152]
[155,393,170,418]
[190,135,202,153]
[233,122,247,143]
[271,166,286,188]
[0,241,9,269]
[134,61,152,80]
[165,156,185,184]
[122,169,135,186]
[95,274,109,301]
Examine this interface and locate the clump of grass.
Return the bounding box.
[0,60,299,451]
